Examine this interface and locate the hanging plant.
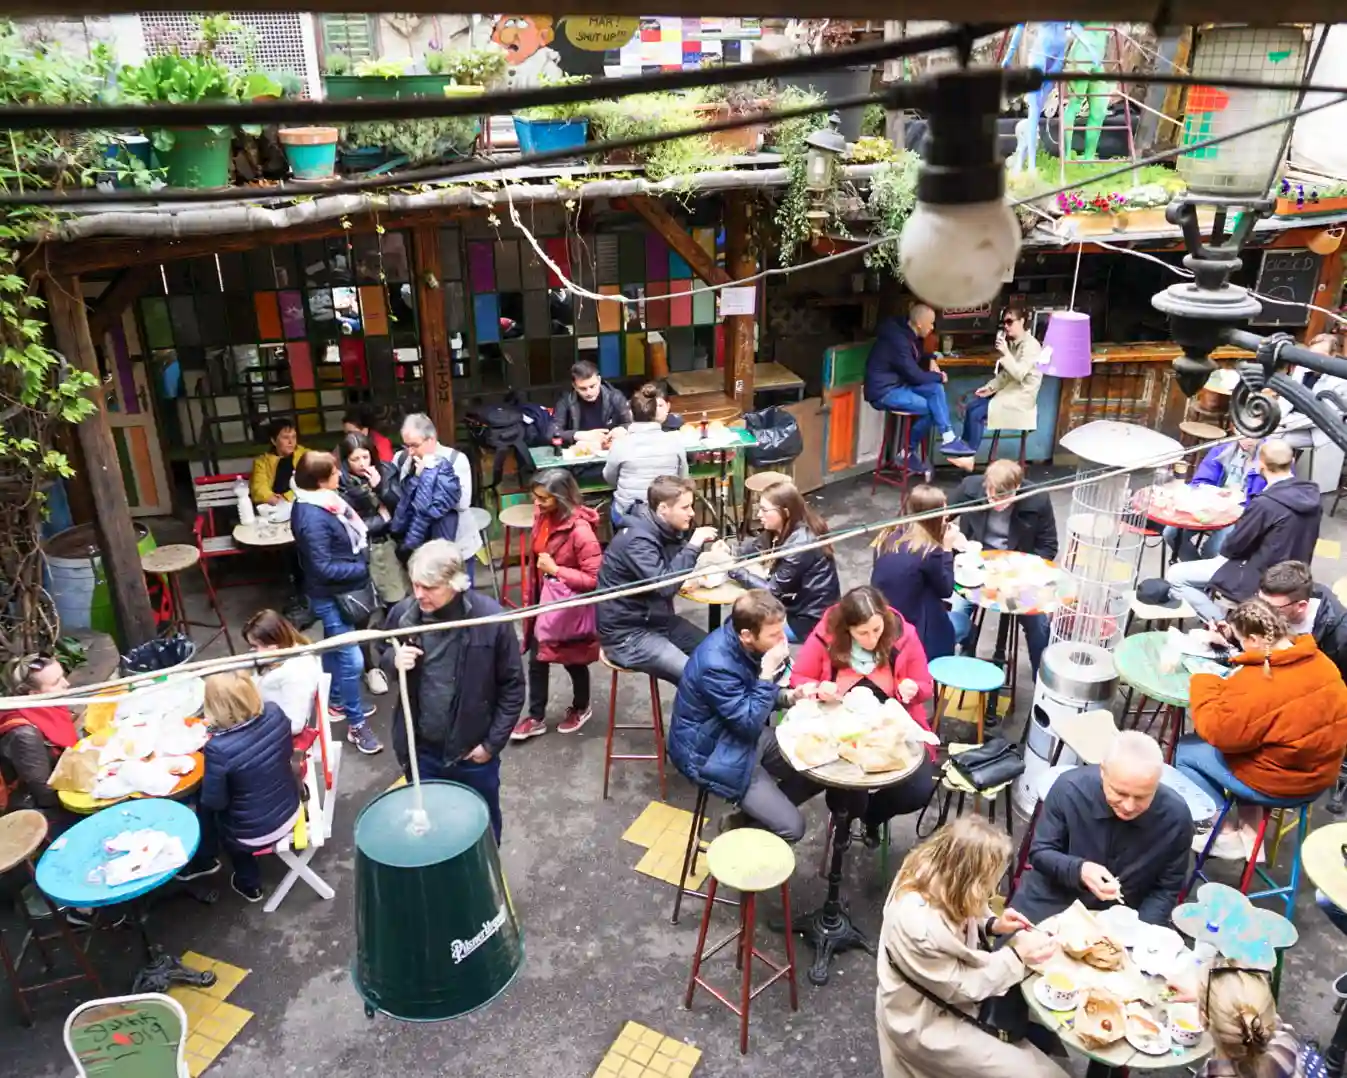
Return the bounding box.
[863,151,920,279]
[771,87,830,265]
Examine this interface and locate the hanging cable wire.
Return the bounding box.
[3,433,1236,708]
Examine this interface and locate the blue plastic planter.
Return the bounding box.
[513,117,589,156]
[280,127,339,180]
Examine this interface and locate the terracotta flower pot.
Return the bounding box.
[693,102,767,155]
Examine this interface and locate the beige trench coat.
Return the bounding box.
[981,335,1044,432]
[875,891,1069,1078]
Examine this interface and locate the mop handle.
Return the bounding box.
[396,647,428,828]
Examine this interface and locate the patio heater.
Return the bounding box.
[1016,421,1183,813]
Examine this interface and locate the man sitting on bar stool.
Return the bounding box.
[1009,732,1193,926]
[1165,439,1321,624]
[863,301,976,477]
[668,590,818,843]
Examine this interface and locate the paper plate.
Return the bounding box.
[1125,1016,1172,1056]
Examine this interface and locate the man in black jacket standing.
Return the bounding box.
[551,359,633,446]
[950,459,1059,677]
[597,475,719,684]
[381,539,524,841]
[1167,440,1321,623]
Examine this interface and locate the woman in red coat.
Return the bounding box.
[790,585,940,845]
[512,469,603,741]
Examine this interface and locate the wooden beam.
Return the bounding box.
[412,225,455,437]
[45,275,156,648]
[723,191,757,409]
[87,266,159,342]
[626,196,731,286]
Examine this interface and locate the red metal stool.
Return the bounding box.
[872,411,927,495]
[141,544,236,655]
[498,502,535,609]
[685,828,798,1055]
[0,811,104,1025]
[600,650,666,799]
[987,428,1029,467]
[672,786,740,925]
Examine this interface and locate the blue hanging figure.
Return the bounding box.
[1011,22,1071,174]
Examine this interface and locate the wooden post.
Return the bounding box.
[45,274,156,648]
[723,191,757,408]
[412,224,455,437]
[627,196,732,287]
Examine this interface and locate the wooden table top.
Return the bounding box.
[1113,631,1192,707]
[1302,822,1347,911]
[666,363,803,397]
[0,809,47,873]
[666,390,743,424]
[233,521,294,547]
[681,580,748,605]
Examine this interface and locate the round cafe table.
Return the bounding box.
[36,798,217,993]
[1021,968,1213,1077]
[58,753,206,816]
[1136,483,1244,533]
[1300,823,1347,1076]
[231,520,294,547]
[681,579,747,632]
[1112,631,1193,762]
[777,720,923,986]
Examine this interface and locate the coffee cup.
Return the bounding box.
[1040,971,1080,1011]
[1168,1003,1203,1047]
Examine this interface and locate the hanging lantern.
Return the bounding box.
[1042,310,1094,378]
[1176,26,1307,197]
[352,780,524,1021]
[804,112,846,192]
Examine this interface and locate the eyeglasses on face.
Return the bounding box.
[1002,317,1018,326]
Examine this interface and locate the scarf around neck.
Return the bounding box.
[293,484,369,555]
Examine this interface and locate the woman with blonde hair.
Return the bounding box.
[876,815,1063,1078]
[1198,967,1317,1078]
[177,672,300,903]
[871,484,966,659]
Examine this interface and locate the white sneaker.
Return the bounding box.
[365,668,389,695]
[1193,829,1247,861]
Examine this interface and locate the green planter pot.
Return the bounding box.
[159,128,232,188]
[352,781,523,1021]
[324,74,453,101]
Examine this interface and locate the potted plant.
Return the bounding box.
[279,127,340,179]
[776,20,873,141]
[513,75,591,155]
[693,80,774,154]
[585,93,715,181]
[117,48,244,188]
[1274,178,1347,217]
[342,115,479,167]
[441,46,507,91]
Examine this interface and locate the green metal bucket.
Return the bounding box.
[352,781,523,1021]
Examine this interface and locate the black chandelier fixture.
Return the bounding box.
[1152,198,1347,454]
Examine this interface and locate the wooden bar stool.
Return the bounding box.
[498,502,535,609]
[460,506,499,602]
[873,412,927,495]
[685,828,798,1055]
[600,650,666,800]
[0,810,104,1025]
[741,470,790,539]
[141,544,236,655]
[987,428,1029,467]
[928,655,1006,746]
[1179,420,1226,470]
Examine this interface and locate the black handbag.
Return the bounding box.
[950,736,1026,791]
[333,582,379,629]
[886,942,1031,1043]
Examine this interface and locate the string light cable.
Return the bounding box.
[1,432,1238,709]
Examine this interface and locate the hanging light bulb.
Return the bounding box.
[899,69,1021,308]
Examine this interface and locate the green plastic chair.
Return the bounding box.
[66,993,189,1077]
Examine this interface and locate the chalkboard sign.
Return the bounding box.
[66,996,187,1078]
[935,302,998,334]
[1250,248,1320,327]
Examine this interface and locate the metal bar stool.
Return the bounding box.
[460,506,499,602]
[600,650,666,800]
[873,411,927,495]
[141,544,236,655]
[0,810,104,1025]
[672,786,740,924]
[928,654,1006,747]
[498,502,535,609]
[685,828,798,1055]
[986,428,1029,467]
[1182,791,1315,922]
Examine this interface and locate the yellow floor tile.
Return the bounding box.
[634,837,709,889]
[622,801,691,848]
[176,952,250,1001]
[593,1022,701,1078]
[939,691,1011,724]
[1317,538,1341,560]
[387,775,407,791]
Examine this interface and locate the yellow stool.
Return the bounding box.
[685,828,798,1055]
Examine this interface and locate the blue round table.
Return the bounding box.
[36,798,217,994]
[37,798,200,909]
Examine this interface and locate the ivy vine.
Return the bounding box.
[0,22,111,656]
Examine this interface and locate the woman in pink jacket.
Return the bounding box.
[791,585,940,845]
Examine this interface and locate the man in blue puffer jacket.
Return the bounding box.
[668,590,821,843]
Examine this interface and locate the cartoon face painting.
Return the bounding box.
[491,15,554,64]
